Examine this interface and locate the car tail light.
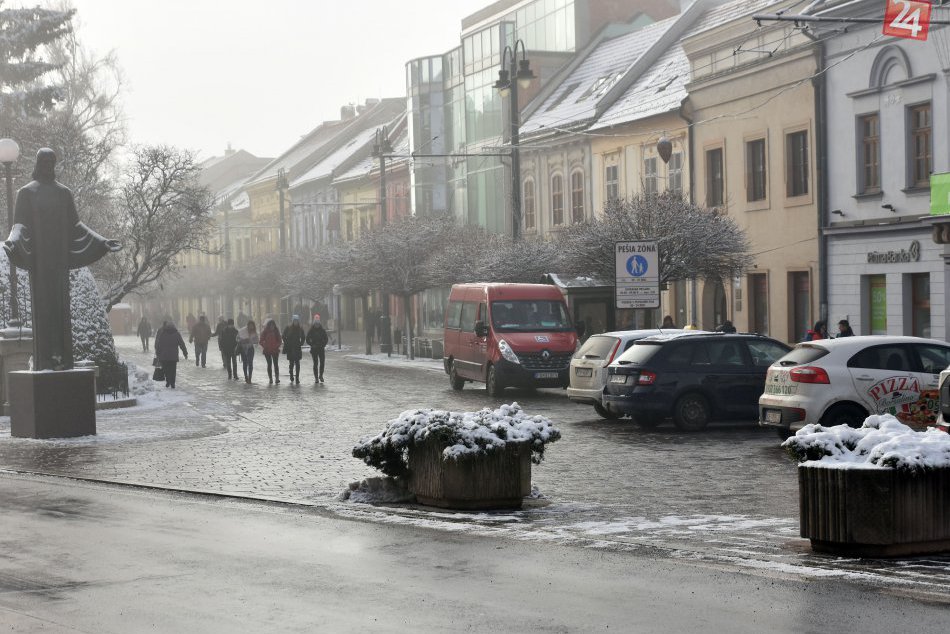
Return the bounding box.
[637,371,657,386]
[604,340,622,365]
[789,366,830,384]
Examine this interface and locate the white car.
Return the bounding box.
[759,336,950,438]
[568,329,685,419]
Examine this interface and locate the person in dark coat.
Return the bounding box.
[219,318,240,380]
[190,315,213,368]
[283,315,306,384]
[260,318,283,384]
[716,320,737,334]
[306,317,329,383]
[836,319,855,338]
[155,322,188,388]
[237,320,259,383]
[212,316,227,368]
[137,316,152,352]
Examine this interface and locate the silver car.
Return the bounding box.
[568,329,685,419]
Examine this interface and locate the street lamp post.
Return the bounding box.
[494,40,535,242]
[372,126,395,356]
[0,138,21,328]
[276,167,288,253]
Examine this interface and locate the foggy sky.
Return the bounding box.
[61,0,488,160]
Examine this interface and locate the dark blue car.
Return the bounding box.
[602,332,790,431]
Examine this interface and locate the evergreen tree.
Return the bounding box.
[0,1,74,123]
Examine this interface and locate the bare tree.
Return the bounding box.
[558,193,752,284]
[98,145,215,311]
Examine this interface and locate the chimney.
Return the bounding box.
[364,98,381,107]
[341,104,357,120]
[225,142,235,157]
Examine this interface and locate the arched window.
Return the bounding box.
[523,178,536,231]
[551,174,564,226]
[571,170,585,223]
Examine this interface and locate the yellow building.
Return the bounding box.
[683,0,821,342]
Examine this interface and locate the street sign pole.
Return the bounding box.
[615,241,660,316]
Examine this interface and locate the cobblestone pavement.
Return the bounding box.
[1,336,948,600]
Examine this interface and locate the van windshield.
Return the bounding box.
[490,300,573,332]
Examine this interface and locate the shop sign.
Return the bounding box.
[931,172,950,215]
[867,240,921,264]
[883,0,932,41]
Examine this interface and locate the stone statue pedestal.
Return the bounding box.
[0,334,34,416]
[9,369,96,438]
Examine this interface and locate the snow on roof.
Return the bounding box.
[290,126,379,188]
[592,43,689,130]
[521,18,677,136]
[335,151,376,184]
[545,273,610,288]
[683,0,782,40]
[246,121,347,187]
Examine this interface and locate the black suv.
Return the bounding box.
[602,332,790,431]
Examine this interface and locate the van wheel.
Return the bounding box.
[594,402,622,420]
[449,361,465,391]
[486,365,504,397]
[673,393,710,431]
[820,403,867,428]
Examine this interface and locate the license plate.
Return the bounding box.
[765,409,782,424]
[575,367,593,378]
[609,375,629,384]
[764,383,797,396]
[534,372,559,379]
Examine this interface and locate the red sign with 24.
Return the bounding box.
[883,0,932,41]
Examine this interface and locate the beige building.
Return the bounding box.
[682,0,821,343]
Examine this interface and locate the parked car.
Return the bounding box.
[938,365,950,433]
[443,283,579,396]
[759,336,950,439]
[602,332,790,431]
[568,329,687,419]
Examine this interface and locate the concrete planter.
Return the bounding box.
[799,465,950,557]
[408,438,532,510]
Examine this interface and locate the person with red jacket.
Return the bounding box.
[260,318,283,384]
[805,320,828,341]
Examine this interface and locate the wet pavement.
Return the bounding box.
[1,336,948,602]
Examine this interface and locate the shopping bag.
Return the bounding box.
[152,367,166,381]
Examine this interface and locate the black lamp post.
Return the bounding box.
[0,138,21,328]
[276,167,289,253]
[372,126,395,356]
[494,40,535,242]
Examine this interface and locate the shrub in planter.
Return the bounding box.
[352,403,560,509]
[783,414,950,557]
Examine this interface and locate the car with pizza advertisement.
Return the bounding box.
[759,336,950,439]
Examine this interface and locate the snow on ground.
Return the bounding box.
[783,414,950,471]
[345,353,444,373]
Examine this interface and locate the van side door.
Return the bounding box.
[443,299,463,371]
[456,300,480,379]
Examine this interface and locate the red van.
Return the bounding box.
[443,283,578,395]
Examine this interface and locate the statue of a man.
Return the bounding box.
[3,148,121,371]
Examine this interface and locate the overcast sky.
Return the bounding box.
[59,0,487,160]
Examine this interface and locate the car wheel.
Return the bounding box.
[820,403,867,428]
[594,402,622,420]
[486,365,504,397]
[449,361,465,391]
[673,393,710,431]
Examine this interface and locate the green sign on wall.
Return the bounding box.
[870,275,887,335]
[931,172,950,216]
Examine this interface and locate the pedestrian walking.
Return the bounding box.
[212,316,227,368]
[185,312,197,336]
[137,316,152,352]
[306,317,329,383]
[836,319,855,338]
[237,310,249,329]
[155,321,188,389]
[283,315,306,384]
[190,315,213,368]
[238,320,259,383]
[219,318,240,380]
[260,318,283,384]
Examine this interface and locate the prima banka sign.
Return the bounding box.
[867,240,921,264]
[883,1,932,41]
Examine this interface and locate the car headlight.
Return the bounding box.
[498,339,520,364]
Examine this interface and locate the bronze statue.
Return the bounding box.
[3,148,120,370]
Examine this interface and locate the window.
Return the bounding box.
[746,138,767,202]
[916,344,950,374]
[705,148,724,207]
[643,157,658,196]
[909,103,932,187]
[523,178,536,230]
[605,164,619,201]
[571,170,585,223]
[911,273,930,338]
[848,345,913,372]
[868,274,887,335]
[668,152,683,196]
[859,113,880,193]
[445,301,463,329]
[460,302,478,332]
[786,130,809,197]
[747,340,789,367]
[749,273,769,336]
[707,340,747,366]
[552,174,564,225]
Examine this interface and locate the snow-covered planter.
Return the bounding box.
[352,403,560,510]
[784,415,950,557]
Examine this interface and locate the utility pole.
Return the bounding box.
[276,167,288,253]
[373,127,394,355]
[494,41,535,242]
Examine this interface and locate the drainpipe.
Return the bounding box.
[805,31,829,324]
[680,100,699,327]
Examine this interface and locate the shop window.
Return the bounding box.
[867,274,887,335]
[786,130,809,197]
[859,113,880,193]
[788,272,810,343]
[911,273,930,338]
[705,148,724,208]
[571,170,585,223]
[909,103,932,188]
[749,273,769,336]
[746,138,767,202]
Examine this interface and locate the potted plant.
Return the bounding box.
[783,414,950,557]
[353,403,560,510]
